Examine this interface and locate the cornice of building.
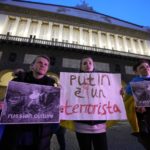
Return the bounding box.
[0,2,150,40]
[1,0,149,31]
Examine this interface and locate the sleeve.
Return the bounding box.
[125,82,133,95]
[12,72,27,82]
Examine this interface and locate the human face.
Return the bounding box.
[32,57,49,78]
[136,63,150,76]
[80,57,94,72]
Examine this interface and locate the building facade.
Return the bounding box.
[0,0,150,95]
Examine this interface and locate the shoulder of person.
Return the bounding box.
[130,76,143,82]
[12,71,32,82]
[45,75,56,85]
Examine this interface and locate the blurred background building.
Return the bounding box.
[0,0,150,99]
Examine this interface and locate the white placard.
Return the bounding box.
[60,72,127,120]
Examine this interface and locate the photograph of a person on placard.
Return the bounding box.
[131,81,150,107]
[1,81,60,124]
[5,85,25,115]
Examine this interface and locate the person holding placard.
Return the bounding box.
[0,55,59,150]
[74,56,108,150]
[125,60,150,149]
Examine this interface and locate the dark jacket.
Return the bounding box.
[1,71,58,150]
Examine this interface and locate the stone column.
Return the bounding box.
[48,22,53,40]
[123,36,128,52]
[89,29,93,46]
[98,31,102,48]
[24,18,31,37]
[36,20,42,39]
[79,27,83,45]
[130,38,136,53]
[106,33,111,49]
[115,35,120,51]
[58,24,63,42]
[143,40,150,55]
[12,17,20,35]
[69,25,73,43]
[0,14,9,34]
[138,39,144,55]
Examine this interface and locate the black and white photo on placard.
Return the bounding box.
[131,80,150,107]
[0,81,60,124]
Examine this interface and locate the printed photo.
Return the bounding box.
[131,81,150,107]
[0,81,60,124]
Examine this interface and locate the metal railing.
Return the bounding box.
[0,33,150,59]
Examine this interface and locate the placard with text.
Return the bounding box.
[60,72,127,120]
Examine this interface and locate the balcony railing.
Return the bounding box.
[0,33,149,59]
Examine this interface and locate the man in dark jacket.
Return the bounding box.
[1,55,58,150]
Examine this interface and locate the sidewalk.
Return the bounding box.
[51,121,145,150]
